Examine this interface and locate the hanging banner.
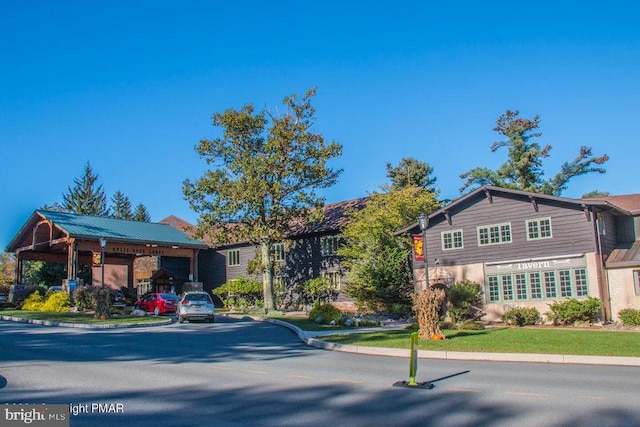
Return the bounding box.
[413,234,424,261]
[92,251,102,267]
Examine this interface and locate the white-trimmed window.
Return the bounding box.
[321,236,340,257]
[227,249,240,267]
[526,217,552,240]
[441,230,464,250]
[272,243,285,262]
[477,223,512,246]
[486,268,588,302]
[634,271,640,296]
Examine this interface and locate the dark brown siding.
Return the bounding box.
[426,193,597,267]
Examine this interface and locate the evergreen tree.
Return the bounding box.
[132,203,151,222]
[386,157,438,193]
[338,187,441,312]
[111,191,133,220]
[460,110,609,196]
[61,162,109,216]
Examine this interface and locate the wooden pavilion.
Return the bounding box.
[5,210,208,292]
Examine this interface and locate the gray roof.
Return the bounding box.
[6,210,207,251]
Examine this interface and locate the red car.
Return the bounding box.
[135,293,179,315]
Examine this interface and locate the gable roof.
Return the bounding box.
[395,185,625,235]
[161,197,369,248]
[583,194,640,215]
[6,210,207,252]
[288,197,369,235]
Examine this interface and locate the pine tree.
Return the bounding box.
[111,191,133,220]
[460,110,608,196]
[61,162,109,216]
[132,204,151,222]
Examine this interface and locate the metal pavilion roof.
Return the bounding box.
[6,210,208,252]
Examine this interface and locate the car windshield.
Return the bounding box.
[185,294,211,302]
[160,294,179,301]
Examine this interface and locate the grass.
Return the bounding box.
[317,327,640,357]
[1,310,170,325]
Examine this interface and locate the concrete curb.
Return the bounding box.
[232,315,640,367]
[0,314,172,329]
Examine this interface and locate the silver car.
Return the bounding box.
[177,291,215,323]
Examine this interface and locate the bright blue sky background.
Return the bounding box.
[1,1,639,250]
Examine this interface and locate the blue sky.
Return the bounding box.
[1,1,639,250]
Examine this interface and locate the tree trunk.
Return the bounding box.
[261,241,276,312]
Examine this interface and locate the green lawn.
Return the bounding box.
[309,327,640,357]
[1,310,169,325]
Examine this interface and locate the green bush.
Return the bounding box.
[213,277,263,311]
[21,292,44,311]
[73,286,97,311]
[41,292,71,313]
[447,280,483,323]
[454,321,486,330]
[618,308,640,326]
[296,277,338,307]
[546,297,603,326]
[502,306,541,326]
[308,303,343,324]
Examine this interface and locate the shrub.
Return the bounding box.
[213,277,263,311]
[454,321,485,330]
[21,292,44,311]
[501,307,541,326]
[296,277,338,307]
[12,285,46,307]
[546,297,603,326]
[308,303,343,324]
[447,280,483,323]
[73,286,98,311]
[41,292,71,313]
[618,308,640,326]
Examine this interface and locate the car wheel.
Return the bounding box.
[154,306,160,316]
[178,317,184,323]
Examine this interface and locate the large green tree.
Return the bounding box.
[111,191,133,220]
[183,88,343,311]
[386,157,438,193]
[460,110,609,196]
[62,162,109,216]
[338,186,441,312]
[132,203,151,222]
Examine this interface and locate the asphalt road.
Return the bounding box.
[2,317,640,427]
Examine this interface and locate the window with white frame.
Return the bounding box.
[526,217,552,240]
[634,271,640,296]
[321,236,340,257]
[227,249,240,267]
[486,268,588,303]
[441,230,463,250]
[477,223,512,246]
[272,243,285,262]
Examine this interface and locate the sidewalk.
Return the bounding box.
[250,315,640,367]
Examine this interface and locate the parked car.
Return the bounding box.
[135,293,179,315]
[177,291,215,323]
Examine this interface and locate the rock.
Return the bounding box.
[130,309,147,317]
